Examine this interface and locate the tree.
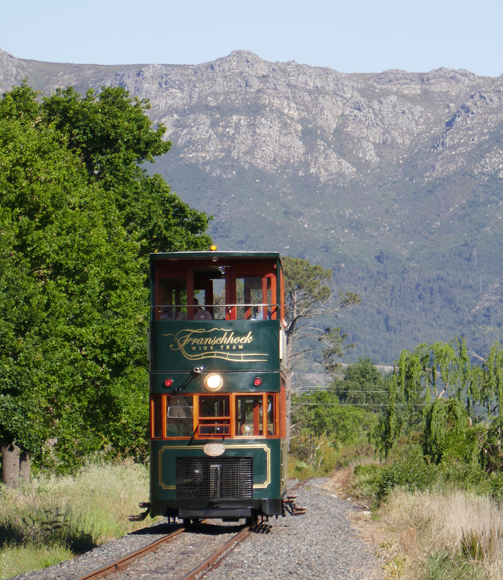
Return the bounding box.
[282,256,360,445]
[291,388,376,468]
[0,83,212,478]
[330,356,389,412]
[41,86,212,256]
[372,338,503,466]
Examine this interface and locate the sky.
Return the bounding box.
[2,0,502,77]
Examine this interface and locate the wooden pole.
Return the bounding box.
[2,443,20,488]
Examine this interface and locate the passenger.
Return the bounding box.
[175,308,187,321]
[159,307,173,320]
[193,298,212,320]
[254,304,266,320]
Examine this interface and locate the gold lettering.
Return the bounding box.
[162,327,265,362]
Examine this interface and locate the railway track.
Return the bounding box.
[74,520,268,580]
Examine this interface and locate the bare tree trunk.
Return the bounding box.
[2,443,20,488]
[285,372,292,451]
[285,339,294,452]
[19,452,31,484]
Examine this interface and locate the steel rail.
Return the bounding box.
[74,525,186,580]
[179,524,253,580]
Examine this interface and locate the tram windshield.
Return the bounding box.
[198,395,231,436]
[166,395,193,437]
[236,394,276,437]
[151,393,279,439]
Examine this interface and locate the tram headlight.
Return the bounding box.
[204,373,223,392]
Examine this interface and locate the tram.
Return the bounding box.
[140,250,291,524]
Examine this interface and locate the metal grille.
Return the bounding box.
[176,457,253,499]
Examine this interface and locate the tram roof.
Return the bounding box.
[150,251,282,262]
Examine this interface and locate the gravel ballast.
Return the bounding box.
[12,479,381,580]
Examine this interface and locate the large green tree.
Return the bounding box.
[0,83,211,476]
[41,85,212,256]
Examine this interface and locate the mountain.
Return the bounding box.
[2,48,503,364]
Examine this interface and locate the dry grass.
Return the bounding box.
[379,490,503,579]
[0,460,154,579]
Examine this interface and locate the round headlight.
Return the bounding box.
[204,373,223,391]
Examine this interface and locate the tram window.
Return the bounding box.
[166,396,193,438]
[155,278,187,321]
[198,395,230,437]
[151,395,162,438]
[211,279,226,320]
[236,395,263,437]
[267,395,276,436]
[235,277,265,320]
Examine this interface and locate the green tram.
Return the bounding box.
[147,250,288,524]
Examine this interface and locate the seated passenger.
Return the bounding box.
[159,307,173,320]
[175,308,187,321]
[253,304,266,320]
[193,299,212,320]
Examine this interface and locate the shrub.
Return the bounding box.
[376,452,438,503]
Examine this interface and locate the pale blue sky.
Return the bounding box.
[2,0,502,77]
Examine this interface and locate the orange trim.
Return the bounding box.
[230,393,236,437]
[280,265,285,321]
[280,384,286,438]
[253,398,260,436]
[161,395,167,439]
[150,397,155,439]
[193,394,199,433]
[261,277,268,320]
[262,393,268,437]
[198,415,230,420]
[269,274,277,320]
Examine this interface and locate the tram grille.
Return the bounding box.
[176,457,253,499]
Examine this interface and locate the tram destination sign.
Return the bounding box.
[151,320,280,371]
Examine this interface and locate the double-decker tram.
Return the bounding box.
[145,250,290,524]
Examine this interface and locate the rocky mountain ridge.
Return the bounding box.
[1,48,503,363]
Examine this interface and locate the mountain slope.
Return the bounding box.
[1,48,502,363]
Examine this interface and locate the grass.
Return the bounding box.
[377,490,503,579]
[0,460,154,579]
[322,440,503,578]
[0,545,75,579]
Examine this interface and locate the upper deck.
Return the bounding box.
[149,251,286,373]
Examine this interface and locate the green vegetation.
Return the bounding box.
[289,341,503,578]
[290,357,382,474]
[0,83,211,472]
[0,461,153,579]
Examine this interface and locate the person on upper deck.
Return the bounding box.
[193,298,212,320]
